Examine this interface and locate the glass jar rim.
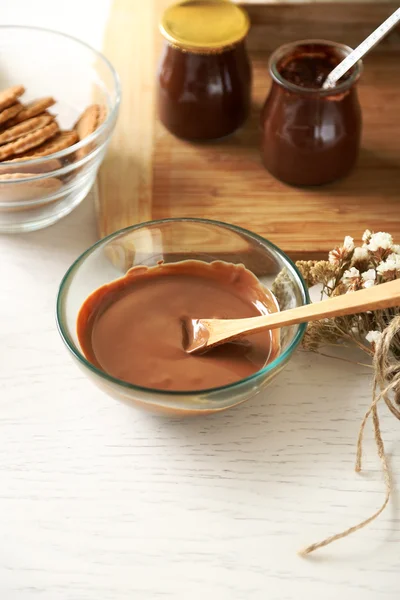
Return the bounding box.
[269,39,363,96]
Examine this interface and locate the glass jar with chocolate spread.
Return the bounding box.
[157,0,252,141]
[260,40,363,186]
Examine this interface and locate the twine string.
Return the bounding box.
[299,316,400,556]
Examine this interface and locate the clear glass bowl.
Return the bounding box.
[56,218,309,416]
[0,26,120,233]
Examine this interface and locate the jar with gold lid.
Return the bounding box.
[157,0,252,141]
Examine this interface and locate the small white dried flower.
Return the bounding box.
[377,263,390,276]
[377,253,400,276]
[362,268,376,281]
[329,236,355,264]
[363,279,375,288]
[362,229,372,243]
[343,236,354,252]
[361,268,376,288]
[388,252,400,263]
[329,251,338,265]
[391,244,400,255]
[366,330,382,346]
[342,267,360,285]
[367,232,393,252]
[353,247,369,262]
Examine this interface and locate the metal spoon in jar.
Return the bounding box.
[322,7,400,90]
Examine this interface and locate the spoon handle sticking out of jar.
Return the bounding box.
[323,7,400,90]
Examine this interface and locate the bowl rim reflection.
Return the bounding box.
[0,25,121,171]
[56,218,310,396]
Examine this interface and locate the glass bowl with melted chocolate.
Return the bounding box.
[56,218,309,416]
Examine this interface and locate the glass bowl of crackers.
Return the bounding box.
[0,26,120,233]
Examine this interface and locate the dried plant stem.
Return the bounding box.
[316,351,373,369]
[335,327,374,356]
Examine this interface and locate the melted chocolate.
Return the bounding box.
[77,261,279,392]
[260,42,362,186]
[278,46,352,89]
[157,42,252,141]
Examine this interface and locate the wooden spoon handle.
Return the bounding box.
[205,278,400,344]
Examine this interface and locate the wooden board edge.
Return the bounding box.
[97,0,156,238]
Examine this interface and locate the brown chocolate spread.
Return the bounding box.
[277,46,352,89]
[260,42,362,186]
[157,42,252,141]
[77,260,279,392]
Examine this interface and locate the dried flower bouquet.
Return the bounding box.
[294,231,400,554]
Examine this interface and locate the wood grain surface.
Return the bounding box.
[98,0,400,259]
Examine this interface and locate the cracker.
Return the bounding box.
[17,130,78,158]
[98,105,108,127]
[0,122,59,160]
[0,85,25,111]
[1,109,51,131]
[0,102,23,125]
[0,114,54,145]
[0,172,62,206]
[74,104,107,160]
[74,104,106,140]
[14,97,56,123]
[1,157,62,174]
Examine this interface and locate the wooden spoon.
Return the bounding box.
[184,278,400,354]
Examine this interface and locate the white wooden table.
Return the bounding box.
[1,2,400,598]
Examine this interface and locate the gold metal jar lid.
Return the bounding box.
[160,0,251,54]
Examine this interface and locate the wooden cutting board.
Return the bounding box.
[97,0,400,260]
